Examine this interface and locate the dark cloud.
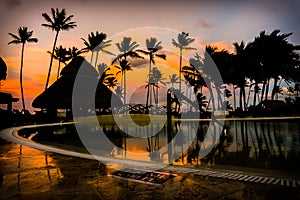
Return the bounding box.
[194,19,213,29]
[1,0,22,9]
[129,58,148,68]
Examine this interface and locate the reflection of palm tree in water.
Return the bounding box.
[17,145,22,192]
[45,153,51,181]
[147,124,163,162]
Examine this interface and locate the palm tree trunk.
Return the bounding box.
[232,85,236,110]
[239,86,243,111]
[179,49,182,94]
[90,52,94,64]
[253,83,258,107]
[243,87,247,111]
[20,43,26,111]
[124,70,127,113]
[45,31,59,90]
[56,61,61,80]
[271,77,278,100]
[261,81,266,103]
[156,83,159,105]
[146,56,152,108]
[276,78,283,100]
[208,83,216,112]
[265,78,270,101]
[246,84,253,107]
[95,51,99,67]
[156,85,159,105]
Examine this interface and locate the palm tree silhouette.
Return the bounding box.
[97,63,113,83]
[137,37,166,109]
[167,74,179,88]
[204,45,232,110]
[232,41,250,111]
[251,30,300,101]
[42,8,76,90]
[172,32,196,94]
[185,53,207,94]
[8,27,38,111]
[113,37,143,110]
[68,46,83,59]
[115,86,123,101]
[151,67,166,105]
[112,37,143,64]
[47,45,70,80]
[114,59,132,110]
[104,77,118,89]
[81,31,114,67]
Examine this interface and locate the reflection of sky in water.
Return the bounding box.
[77,119,300,169]
[0,145,62,196]
[14,118,300,171]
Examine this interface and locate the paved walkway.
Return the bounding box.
[1,123,300,188]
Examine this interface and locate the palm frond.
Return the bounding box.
[183,46,197,50]
[171,39,180,48]
[136,49,149,55]
[8,33,20,40]
[41,24,54,30]
[42,13,54,24]
[8,40,21,45]
[155,54,166,60]
[28,38,38,43]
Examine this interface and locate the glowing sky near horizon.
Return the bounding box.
[0,0,299,112]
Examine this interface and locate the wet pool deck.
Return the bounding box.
[1,125,300,199]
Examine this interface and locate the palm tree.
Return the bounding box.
[205,45,233,110]
[167,74,179,88]
[68,46,83,59]
[172,32,196,94]
[137,37,166,108]
[151,67,166,105]
[8,27,38,111]
[81,31,114,67]
[115,86,123,101]
[97,62,113,83]
[113,37,143,110]
[115,59,132,109]
[81,32,101,63]
[251,30,300,101]
[186,53,207,94]
[104,77,118,89]
[47,45,70,80]
[232,41,250,112]
[112,37,143,64]
[42,8,76,90]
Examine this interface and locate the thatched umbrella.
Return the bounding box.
[32,56,122,112]
[0,57,7,81]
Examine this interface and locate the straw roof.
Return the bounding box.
[0,57,7,80]
[32,56,122,110]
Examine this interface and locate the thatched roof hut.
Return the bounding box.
[0,57,7,81]
[32,56,122,112]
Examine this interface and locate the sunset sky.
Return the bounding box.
[0,0,299,112]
